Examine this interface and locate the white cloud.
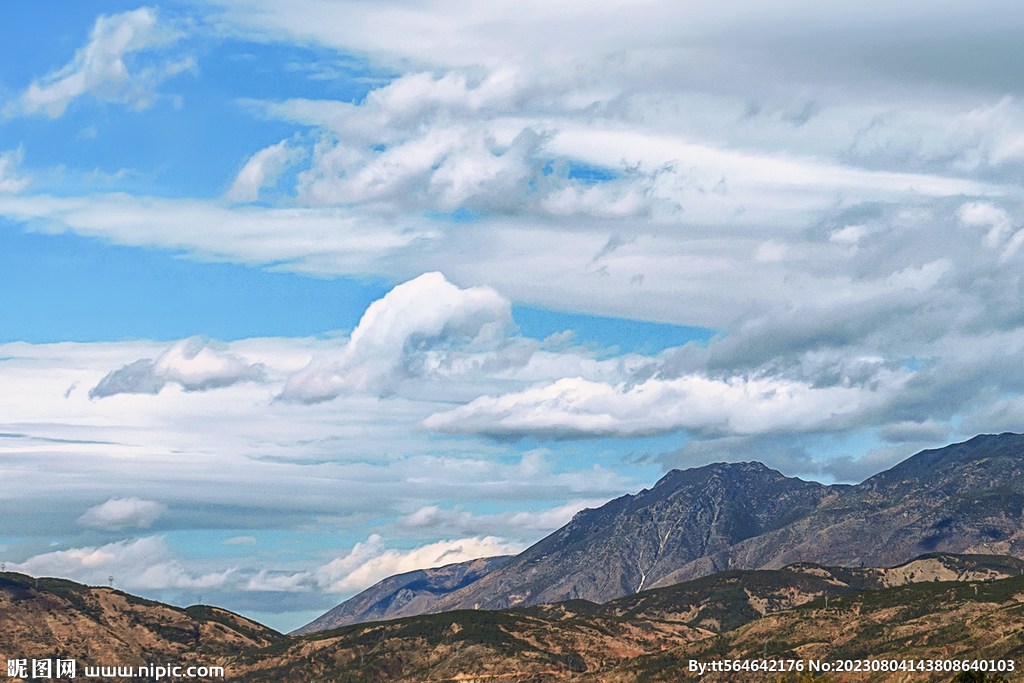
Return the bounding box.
[829,225,868,246]
[960,201,1014,248]
[291,72,553,213]
[844,97,1024,174]
[949,96,1024,170]
[77,497,167,530]
[223,535,257,546]
[0,149,30,193]
[8,536,234,591]
[89,336,265,398]
[313,534,523,593]
[958,201,1024,263]
[243,569,314,592]
[242,534,523,594]
[262,66,1004,226]
[1002,228,1024,263]
[226,139,306,202]
[424,372,905,439]
[214,0,1009,73]
[0,336,636,549]
[399,499,602,535]
[9,7,190,118]
[241,97,352,127]
[279,272,513,402]
[0,193,434,273]
[754,241,788,262]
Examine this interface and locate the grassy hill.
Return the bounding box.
[216,555,1024,682]
[5,554,1024,682]
[0,571,282,671]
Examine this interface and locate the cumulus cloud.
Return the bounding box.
[252,68,664,220]
[279,272,514,402]
[89,336,265,398]
[225,139,306,202]
[77,497,167,530]
[8,536,234,591]
[245,533,523,594]
[424,372,906,439]
[6,530,518,619]
[961,201,1012,244]
[8,7,192,118]
[317,534,521,593]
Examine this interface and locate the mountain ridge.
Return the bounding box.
[0,571,282,667]
[6,552,1024,681]
[230,552,1024,682]
[291,555,512,635]
[302,431,1024,631]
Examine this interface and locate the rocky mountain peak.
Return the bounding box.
[302,432,1024,631]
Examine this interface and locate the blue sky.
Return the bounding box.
[3,0,1024,632]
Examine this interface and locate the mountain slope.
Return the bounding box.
[434,433,1024,614]
[625,571,1024,682]
[654,432,1024,587]
[7,554,1024,682]
[599,552,1024,631]
[222,554,1024,682]
[290,555,512,635]
[0,572,282,666]
[431,461,841,611]
[305,432,1024,629]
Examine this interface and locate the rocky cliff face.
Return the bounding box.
[653,432,1024,586]
[302,432,1024,630]
[429,461,842,612]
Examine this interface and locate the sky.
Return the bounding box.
[3,0,1024,632]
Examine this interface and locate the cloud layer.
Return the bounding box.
[8,536,234,591]
[423,372,904,439]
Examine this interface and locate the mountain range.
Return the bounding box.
[6,552,1024,682]
[8,432,1024,681]
[300,432,1024,631]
